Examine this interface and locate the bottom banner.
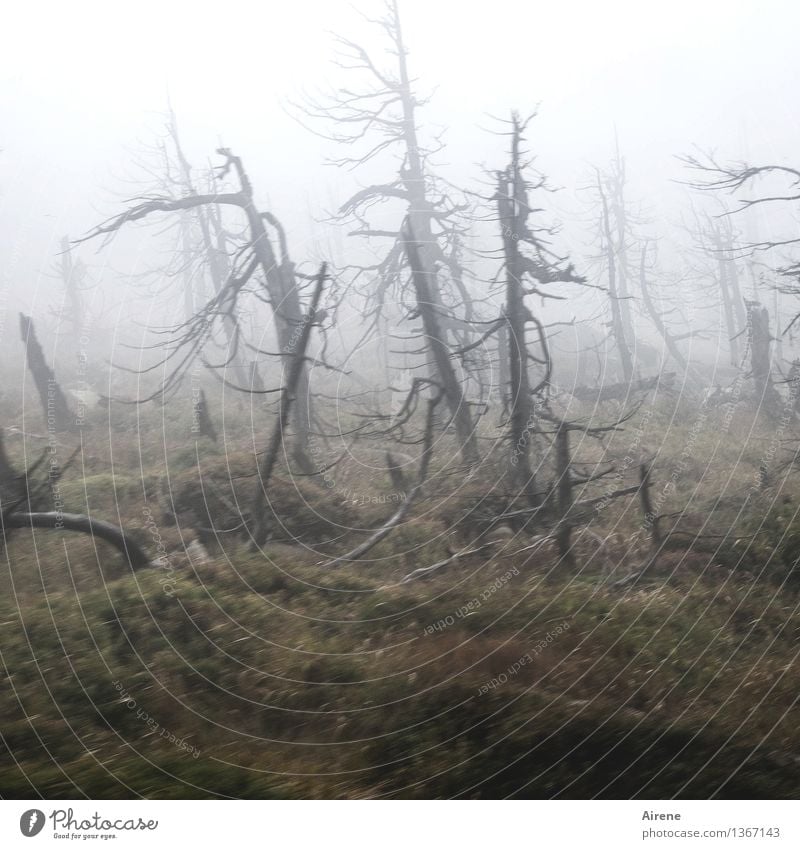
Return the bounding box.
[0,800,795,848]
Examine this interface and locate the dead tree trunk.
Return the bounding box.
[193,388,217,442]
[597,176,633,382]
[59,236,85,348]
[497,142,539,508]
[638,243,692,379]
[494,115,584,509]
[746,300,780,413]
[251,265,327,547]
[3,511,150,569]
[554,425,574,566]
[713,231,740,367]
[639,462,662,548]
[402,222,478,465]
[724,234,747,335]
[20,313,76,433]
[496,324,510,409]
[608,146,637,365]
[322,393,439,568]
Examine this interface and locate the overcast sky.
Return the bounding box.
[1,0,798,326]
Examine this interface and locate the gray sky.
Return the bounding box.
[1,0,798,328]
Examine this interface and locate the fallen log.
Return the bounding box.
[570,372,674,403]
[3,511,150,569]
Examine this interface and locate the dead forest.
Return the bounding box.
[2,0,800,801]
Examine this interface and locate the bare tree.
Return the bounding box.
[402,220,478,463]
[163,109,248,388]
[745,298,781,412]
[20,313,76,433]
[495,114,584,506]
[637,241,695,380]
[681,153,799,336]
[295,0,480,461]
[57,236,87,352]
[78,147,316,473]
[595,167,634,382]
[251,265,328,546]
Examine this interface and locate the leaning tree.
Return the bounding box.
[78,146,318,474]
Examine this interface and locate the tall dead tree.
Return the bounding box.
[295,0,480,462]
[596,170,634,382]
[606,144,637,358]
[495,114,584,507]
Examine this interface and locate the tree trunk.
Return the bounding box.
[638,244,692,379]
[59,236,84,350]
[251,265,327,547]
[220,151,315,474]
[597,179,633,382]
[609,148,636,363]
[497,140,539,508]
[554,425,574,566]
[402,223,478,465]
[20,313,76,433]
[713,233,740,367]
[4,511,149,569]
[746,300,780,413]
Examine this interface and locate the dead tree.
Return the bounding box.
[681,153,800,355]
[78,147,316,473]
[164,109,248,388]
[0,429,149,569]
[745,299,780,413]
[494,114,585,507]
[321,383,442,568]
[639,462,662,549]
[553,424,574,566]
[193,389,217,442]
[4,512,150,569]
[251,265,327,547]
[498,402,647,570]
[596,170,634,382]
[638,242,693,379]
[699,212,747,367]
[294,0,480,455]
[603,145,637,364]
[58,236,86,348]
[402,221,477,463]
[20,313,76,433]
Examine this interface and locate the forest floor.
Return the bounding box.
[1,387,799,799]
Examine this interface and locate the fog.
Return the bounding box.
[2,0,798,331]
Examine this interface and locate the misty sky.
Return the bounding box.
[1,0,798,329]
